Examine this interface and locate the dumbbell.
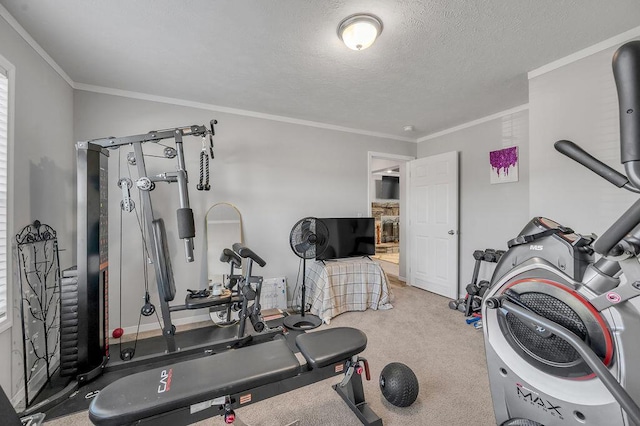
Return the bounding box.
[473,250,485,261]
[476,280,490,297]
[448,298,467,312]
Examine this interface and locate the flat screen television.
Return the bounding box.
[316,217,376,261]
[376,176,400,200]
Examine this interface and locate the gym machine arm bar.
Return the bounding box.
[486,297,640,426]
[87,122,214,262]
[85,123,213,148]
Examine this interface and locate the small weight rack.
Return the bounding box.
[449,249,504,329]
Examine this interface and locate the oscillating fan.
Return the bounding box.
[283,217,329,330]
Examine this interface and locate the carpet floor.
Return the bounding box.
[43,281,496,425]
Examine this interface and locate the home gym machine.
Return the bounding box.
[60,121,281,383]
[482,41,640,426]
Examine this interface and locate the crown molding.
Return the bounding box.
[9,6,636,143]
[0,3,73,87]
[417,104,529,143]
[74,83,416,142]
[528,25,640,79]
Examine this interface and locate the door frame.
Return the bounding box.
[367,152,415,281]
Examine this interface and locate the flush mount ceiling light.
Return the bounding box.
[338,14,383,51]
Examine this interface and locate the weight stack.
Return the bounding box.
[69,142,109,380]
[59,267,79,376]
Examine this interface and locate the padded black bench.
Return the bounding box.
[89,327,380,425]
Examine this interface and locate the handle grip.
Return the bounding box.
[362,358,371,381]
[554,140,629,188]
[232,243,266,267]
[220,248,242,268]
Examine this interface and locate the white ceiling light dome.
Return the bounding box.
[338,14,383,51]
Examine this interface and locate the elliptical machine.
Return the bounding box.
[483,41,640,426]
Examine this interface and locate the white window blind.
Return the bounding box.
[0,68,8,323]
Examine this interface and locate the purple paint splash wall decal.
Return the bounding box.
[490,146,518,176]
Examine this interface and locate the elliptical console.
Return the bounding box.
[483,41,640,426]
[493,216,595,283]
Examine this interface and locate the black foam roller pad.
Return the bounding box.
[177,208,195,239]
[220,248,242,267]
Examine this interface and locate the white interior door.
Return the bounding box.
[408,151,459,299]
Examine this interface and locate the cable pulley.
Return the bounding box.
[136,177,155,191]
[118,177,135,212]
[163,147,177,159]
[141,291,156,317]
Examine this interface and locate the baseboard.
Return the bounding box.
[111,313,212,337]
[11,389,22,408]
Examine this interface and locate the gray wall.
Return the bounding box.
[73,90,416,332]
[0,16,74,399]
[417,110,530,296]
[529,39,639,237]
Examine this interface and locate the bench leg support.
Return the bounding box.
[332,372,382,426]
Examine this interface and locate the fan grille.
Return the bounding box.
[289,217,329,259]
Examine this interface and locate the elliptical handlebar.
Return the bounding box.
[614,42,640,170]
[554,140,637,191]
[593,199,640,255]
[555,41,640,256]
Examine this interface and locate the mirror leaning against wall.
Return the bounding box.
[204,202,243,321]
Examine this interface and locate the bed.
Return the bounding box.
[305,257,393,324]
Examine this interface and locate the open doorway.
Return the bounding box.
[367,152,414,280]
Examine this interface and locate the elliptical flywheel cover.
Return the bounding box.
[496,278,613,379]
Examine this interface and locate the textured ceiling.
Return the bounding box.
[2,0,640,139]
